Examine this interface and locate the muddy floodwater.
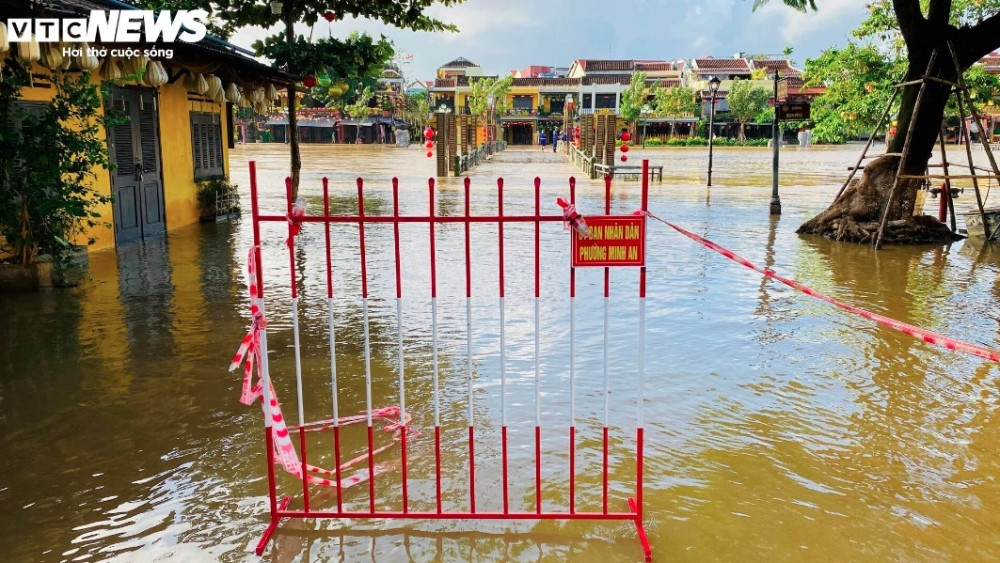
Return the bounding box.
[2,143,999,562]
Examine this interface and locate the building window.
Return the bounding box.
[595,94,616,109]
[190,111,224,180]
[582,94,592,108]
[512,95,533,110]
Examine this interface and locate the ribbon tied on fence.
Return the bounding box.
[230,247,412,488]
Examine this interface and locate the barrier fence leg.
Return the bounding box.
[629,426,651,561]
[255,428,290,555]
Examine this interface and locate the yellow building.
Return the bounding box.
[2,0,290,254]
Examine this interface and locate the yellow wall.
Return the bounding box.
[7,65,226,255]
[159,86,229,230]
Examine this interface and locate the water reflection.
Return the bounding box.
[0,144,998,562]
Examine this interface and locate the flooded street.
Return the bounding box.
[2,142,999,562]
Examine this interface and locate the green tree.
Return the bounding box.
[726,78,771,141]
[761,0,1000,243]
[404,90,431,135]
[801,43,903,143]
[620,71,660,140]
[654,86,699,138]
[203,0,464,197]
[345,86,375,142]
[467,76,514,121]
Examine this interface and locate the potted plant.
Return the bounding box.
[0,59,112,291]
[197,176,241,222]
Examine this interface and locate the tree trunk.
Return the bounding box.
[284,8,300,200]
[797,18,985,245]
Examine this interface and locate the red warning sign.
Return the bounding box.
[572,215,646,267]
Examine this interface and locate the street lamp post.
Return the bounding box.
[770,72,782,215]
[706,75,721,187]
[564,93,574,154]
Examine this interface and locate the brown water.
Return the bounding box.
[2,143,999,562]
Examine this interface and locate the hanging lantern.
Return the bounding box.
[621,131,631,142]
[425,140,433,149]
[620,144,629,153]
[206,74,224,99]
[427,151,433,158]
[323,10,337,22]
[225,82,242,103]
[302,75,317,88]
[621,155,628,162]
[40,43,63,69]
[424,127,435,140]
[74,42,99,71]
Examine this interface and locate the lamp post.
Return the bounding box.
[706,75,721,187]
[564,93,574,154]
[770,72,782,215]
[487,92,495,154]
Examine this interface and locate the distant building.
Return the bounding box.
[426,52,811,145]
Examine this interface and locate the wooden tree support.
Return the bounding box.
[864,42,1000,248]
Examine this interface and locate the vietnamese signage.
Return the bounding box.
[6,10,209,44]
[777,102,810,121]
[572,215,646,267]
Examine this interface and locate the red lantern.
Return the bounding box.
[426,151,434,158]
[302,75,317,88]
[424,127,435,140]
[323,10,336,22]
[621,131,631,142]
[620,144,629,153]
[425,140,433,149]
[620,155,628,162]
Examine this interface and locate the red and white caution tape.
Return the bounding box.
[230,247,411,488]
[642,212,1000,363]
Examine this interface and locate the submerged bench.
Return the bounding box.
[593,163,664,181]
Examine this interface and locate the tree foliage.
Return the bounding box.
[802,44,903,143]
[800,0,1000,145]
[726,79,771,141]
[758,0,1000,243]
[467,76,514,121]
[196,0,464,195]
[654,86,699,137]
[0,59,112,264]
[620,71,656,124]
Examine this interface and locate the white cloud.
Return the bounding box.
[755,0,867,45]
[223,0,868,82]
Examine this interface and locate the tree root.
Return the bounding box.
[797,154,964,245]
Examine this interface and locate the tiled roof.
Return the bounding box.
[580,60,634,72]
[512,78,581,86]
[440,56,479,68]
[980,54,1000,69]
[751,59,800,76]
[635,62,675,71]
[694,57,751,71]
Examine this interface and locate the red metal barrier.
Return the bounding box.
[240,160,654,560]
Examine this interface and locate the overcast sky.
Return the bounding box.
[228,0,869,82]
